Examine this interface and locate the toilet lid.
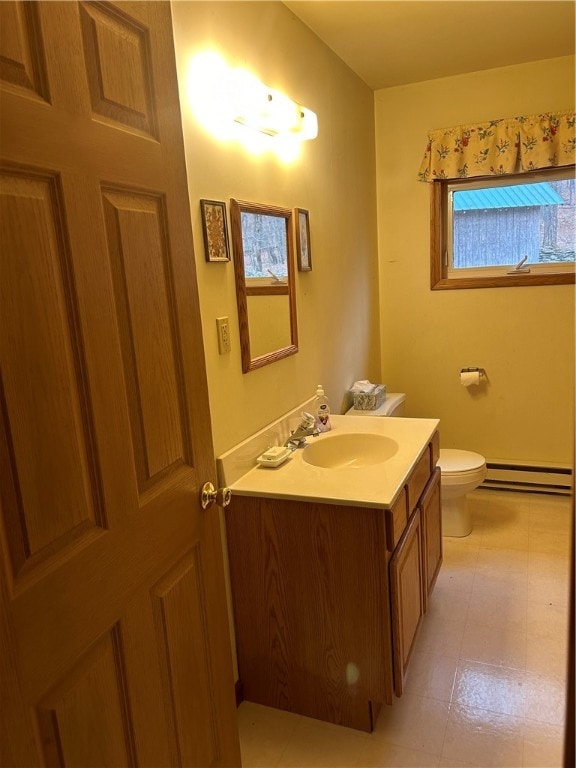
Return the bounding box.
[438,448,485,473]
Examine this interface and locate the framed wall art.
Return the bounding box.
[295,207,312,271]
[200,199,231,262]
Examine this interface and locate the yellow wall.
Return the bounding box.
[172,1,574,469]
[171,1,380,457]
[375,56,575,466]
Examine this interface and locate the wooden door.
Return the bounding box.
[0,2,241,765]
[389,509,424,697]
[420,468,443,611]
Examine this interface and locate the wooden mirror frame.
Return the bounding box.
[230,199,298,373]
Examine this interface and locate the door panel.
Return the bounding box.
[1,169,105,575]
[101,188,193,488]
[0,1,49,99]
[152,548,223,767]
[79,1,158,138]
[36,627,136,768]
[0,2,240,765]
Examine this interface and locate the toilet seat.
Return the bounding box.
[438,449,486,487]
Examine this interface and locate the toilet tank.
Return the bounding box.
[346,393,406,417]
[379,393,406,416]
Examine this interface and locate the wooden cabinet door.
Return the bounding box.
[226,496,393,732]
[389,509,424,697]
[0,2,240,766]
[420,468,443,612]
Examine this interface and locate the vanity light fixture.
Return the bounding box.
[231,68,318,140]
[186,52,317,157]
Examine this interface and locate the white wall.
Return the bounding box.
[375,56,575,467]
[172,1,380,457]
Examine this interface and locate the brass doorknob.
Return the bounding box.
[200,482,232,510]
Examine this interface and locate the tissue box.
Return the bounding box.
[353,384,386,410]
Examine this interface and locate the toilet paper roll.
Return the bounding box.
[460,370,481,387]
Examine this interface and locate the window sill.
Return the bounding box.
[432,271,575,290]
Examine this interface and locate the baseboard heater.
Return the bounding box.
[482,462,573,496]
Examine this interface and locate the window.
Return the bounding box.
[431,168,576,289]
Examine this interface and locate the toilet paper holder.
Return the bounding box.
[460,367,486,378]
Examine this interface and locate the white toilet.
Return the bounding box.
[346,393,487,537]
[436,448,486,536]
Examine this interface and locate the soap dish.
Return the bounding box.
[257,446,291,468]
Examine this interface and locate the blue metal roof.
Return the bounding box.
[453,182,564,211]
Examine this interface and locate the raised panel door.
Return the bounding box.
[0,3,240,765]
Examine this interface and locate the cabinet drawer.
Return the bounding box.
[406,449,430,511]
[430,431,440,470]
[386,488,408,551]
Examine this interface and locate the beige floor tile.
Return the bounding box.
[527,574,571,607]
[532,493,571,506]
[276,718,368,768]
[523,669,568,727]
[426,582,472,624]
[522,719,565,767]
[477,526,530,552]
[529,529,572,556]
[372,693,450,755]
[435,563,476,593]
[472,489,533,509]
[402,650,458,702]
[238,702,301,768]
[475,546,529,576]
[442,703,525,767]
[471,568,528,601]
[482,504,532,531]
[529,504,573,535]
[528,553,571,607]
[451,660,526,718]
[466,589,527,634]
[439,758,483,768]
[525,631,569,675]
[460,621,527,670]
[356,739,440,767]
[442,540,481,569]
[526,596,570,638]
[528,550,571,573]
[415,613,466,659]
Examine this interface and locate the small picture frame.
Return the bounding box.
[295,208,312,271]
[200,199,230,262]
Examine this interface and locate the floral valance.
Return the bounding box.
[418,110,576,182]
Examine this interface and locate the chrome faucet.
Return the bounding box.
[284,412,321,450]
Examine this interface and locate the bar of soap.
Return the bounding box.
[257,446,291,467]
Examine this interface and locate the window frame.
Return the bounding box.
[430,167,576,290]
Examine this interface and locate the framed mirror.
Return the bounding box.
[230,199,298,373]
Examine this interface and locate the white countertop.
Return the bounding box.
[227,414,439,508]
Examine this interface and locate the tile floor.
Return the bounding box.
[237,490,573,768]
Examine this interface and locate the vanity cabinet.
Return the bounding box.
[225,430,441,732]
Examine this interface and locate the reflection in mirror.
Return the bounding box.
[230,199,298,372]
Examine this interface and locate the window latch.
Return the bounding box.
[507,255,531,274]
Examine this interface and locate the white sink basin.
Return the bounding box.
[303,433,399,469]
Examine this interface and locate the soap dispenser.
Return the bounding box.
[314,385,331,432]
